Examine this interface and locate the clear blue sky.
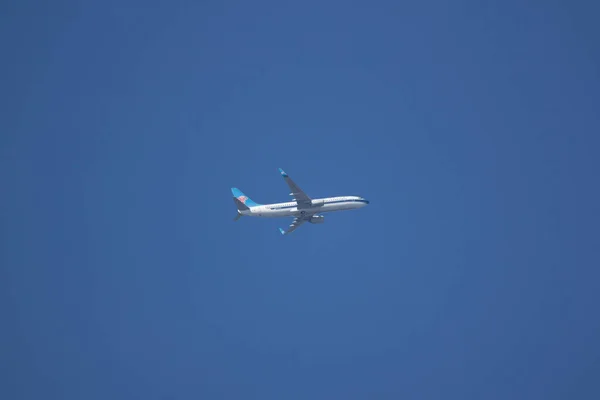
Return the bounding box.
[2,1,599,399]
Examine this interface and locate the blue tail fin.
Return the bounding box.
[231,188,261,208]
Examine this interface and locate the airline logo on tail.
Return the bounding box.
[231,187,261,208]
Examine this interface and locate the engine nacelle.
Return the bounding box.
[309,215,325,224]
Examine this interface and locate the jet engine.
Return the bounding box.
[309,215,325,224]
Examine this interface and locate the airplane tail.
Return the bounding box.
[233,211,243,221]
[231,188,261,209]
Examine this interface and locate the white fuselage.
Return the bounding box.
[240,196,369,218]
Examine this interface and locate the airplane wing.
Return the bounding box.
[278,168,312,207]
[278,217,307,235]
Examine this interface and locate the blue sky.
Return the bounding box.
[2,1,599,399]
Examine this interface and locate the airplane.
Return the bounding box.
[232,168,369,235]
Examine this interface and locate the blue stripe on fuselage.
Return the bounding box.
[268,199,368,210]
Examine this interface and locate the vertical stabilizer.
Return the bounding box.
[231,188,261,208]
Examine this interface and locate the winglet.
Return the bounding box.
[278,168,288,178]
[278,227,286,235]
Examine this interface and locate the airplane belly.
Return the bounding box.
[325,203,342,211]
[268,208,297,217]
[322,202,352,212]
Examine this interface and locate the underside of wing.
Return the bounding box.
[279,217,306,235]
[278,168,312,207]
